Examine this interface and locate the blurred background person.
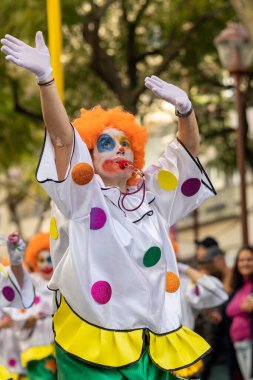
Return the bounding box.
[195,236,219,264]
[226,246,253,380]
[194,243,242,380]
[0,232,34,379]
[173,260,228,379]
[199,245,232,293]
[0,232,34,309]
[5,232,56,380]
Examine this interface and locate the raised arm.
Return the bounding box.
[1,32,73,179]
[7,232,26,288]
[144,76,200,157]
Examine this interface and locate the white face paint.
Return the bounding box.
[37,250,53,280]
[93,128,134,183]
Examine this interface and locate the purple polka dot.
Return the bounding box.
[90,208,107,230]
[194,285,200,296]
[91,281,112,304]
[8,358,17,367]
[34,296,41,304]
[181,178,201,197]
[2,286,15,302]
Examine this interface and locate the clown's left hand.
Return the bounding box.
[7,232,26,266]
[145,75,192,115]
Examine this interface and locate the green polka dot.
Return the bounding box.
[143,247,161,267]
[157,170,178,191]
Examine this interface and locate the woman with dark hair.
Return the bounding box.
[226,246,253,380]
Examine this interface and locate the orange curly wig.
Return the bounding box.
[72,106,148,173]
[25,232,50,272]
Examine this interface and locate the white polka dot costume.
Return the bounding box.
[3,272,55,369]
[36,127,216,370]
[0,265,34,309]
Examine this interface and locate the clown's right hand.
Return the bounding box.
[1,31,52,82]
[7,232,26,266]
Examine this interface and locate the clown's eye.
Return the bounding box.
[97,134,116,152]
[121,141,130,148]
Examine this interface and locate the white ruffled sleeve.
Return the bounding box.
[185,275,228,309]
[0,266,34,309]
[36,126,97,220]
[145,138,216,227]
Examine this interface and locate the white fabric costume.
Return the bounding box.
[180,274,228,329]
[0,264,34,374]
[36,128,216,370]
[0,309,26,376]
[3,272,54,368]
[0,265,34,309]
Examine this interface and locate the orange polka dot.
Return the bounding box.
[71,163,94,185]
[166,271,180,293]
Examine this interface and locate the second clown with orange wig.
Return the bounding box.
[5,232,57,380]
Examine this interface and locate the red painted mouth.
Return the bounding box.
[39,268,53,275]
[103,159,133,172]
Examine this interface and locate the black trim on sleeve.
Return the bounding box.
[35,123,76,184]
[176,137,217,195]
[8,271,35,309]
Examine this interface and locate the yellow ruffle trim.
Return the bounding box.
[149,328,210,371]
[21,344,55,368]
[54,297,211,370]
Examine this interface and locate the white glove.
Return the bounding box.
[177,262,189,274]
[7,232,26,266]
[145,75,192,115]
[1,31,52,82]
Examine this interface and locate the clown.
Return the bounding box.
[0,232,34,310]
[3,232,57,380]
[0,232,34,379]
[1,32,217,380]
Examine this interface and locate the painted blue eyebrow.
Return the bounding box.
[97,134,116,152]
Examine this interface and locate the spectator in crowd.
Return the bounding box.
[195,236,219,264]
[226,246,253,380]
[200,245,232,293]
[194,243,242,380]
[173,261,228,379]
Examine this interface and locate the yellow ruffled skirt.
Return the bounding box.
[53,297,210,373]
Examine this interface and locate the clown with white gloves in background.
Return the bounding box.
[0,232,34,309]
[1,32,216,380]
[2,232,57,380]
[0,232,35,379]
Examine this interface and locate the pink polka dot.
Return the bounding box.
[90,208,107,230]
[181,178,201,197]
[8,358,17,367]
[2,286,15,302]
[34,296,41,304]
[91,281,112,304]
